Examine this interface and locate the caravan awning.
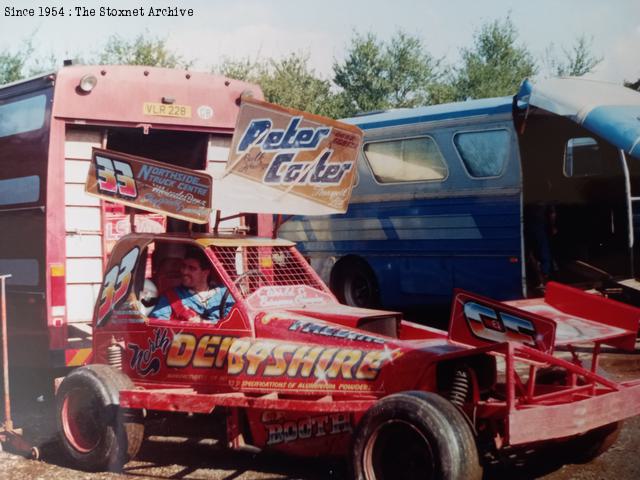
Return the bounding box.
[517,78,640,158]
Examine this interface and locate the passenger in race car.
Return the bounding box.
[149,247,234,323]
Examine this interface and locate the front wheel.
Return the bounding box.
[56,364,144,472]
[352,391,482,480]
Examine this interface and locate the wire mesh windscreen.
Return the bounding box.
[213,246,326,297]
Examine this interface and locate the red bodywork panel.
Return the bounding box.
[94,234,640,455]
[52,65,263,131]
[507,282,640,351]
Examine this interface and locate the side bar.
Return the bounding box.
[120,389,376,414]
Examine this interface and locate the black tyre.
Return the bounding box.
[569,421,622,463]
[352,391,482,480]
[56,364,144,472]
[333,258,380,308]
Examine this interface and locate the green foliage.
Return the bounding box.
[0,18,611,119]
[28,52,58,77]
[333,32,390,115]
[386,31,443,107]
[426,77,459,105]
[1,32,196,86]
[260,53,340,117]
[217,56,259,82]
[545,35,602,77]
[217,52,341,117]
[0,46,27,85]
[454,17,537,100]
[0,36,57,85]
[333,31,444,116]
[97,33,193,68]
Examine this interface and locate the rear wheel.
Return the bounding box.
[56,364,144,472]
[536,366,622,462]
[570,421,622,463]
[333,258,379,308]
[352,391,482,480]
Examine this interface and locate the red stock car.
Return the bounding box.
[56,232,640,479]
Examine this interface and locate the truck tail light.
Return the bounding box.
[49,263,66,313]
[49,263,67,349]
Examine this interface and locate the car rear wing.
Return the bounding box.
[449,282,640,353]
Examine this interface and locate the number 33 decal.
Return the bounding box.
[97,247,140,326]
[95,155,138,198]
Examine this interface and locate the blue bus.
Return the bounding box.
[279,78,640,309]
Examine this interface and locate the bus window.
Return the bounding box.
[0,258,39,286]
[363,137,447,183]
[0,94,47,138]
[0,175,40,206]
[454,129,510,178]
[563,137,603,177]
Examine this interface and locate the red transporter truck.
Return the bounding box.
[0,64,267,410]
[54,101,640,479]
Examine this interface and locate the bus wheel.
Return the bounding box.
[351,391,482,480]
[56,364,144,472]
[334,258,379,308]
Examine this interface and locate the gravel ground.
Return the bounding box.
[1,348,639,480]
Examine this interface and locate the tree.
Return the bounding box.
[0,45,28,85]
[545,35,602,77]
[217,56,260,82]
[454,17,537,100]
[259,53,340,117]
[332,30,446,116]
[2,32,192,86]
[217,52,340,118]
[0,36,57,85]
[97,33,193,68]
[425,75,458,105]
[384,31,444,108]
[333,32,390,115]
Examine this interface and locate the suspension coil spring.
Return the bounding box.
[449,368,470,407]
[107,343,123,370]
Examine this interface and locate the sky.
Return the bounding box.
[0,0,639,85]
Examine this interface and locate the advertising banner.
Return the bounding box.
[214,97,363,216]
[85,148,213,224]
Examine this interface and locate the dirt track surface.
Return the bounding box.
[1,348,640,480]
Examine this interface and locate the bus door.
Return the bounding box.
[516,78,640,292]
[519,111,632,290]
